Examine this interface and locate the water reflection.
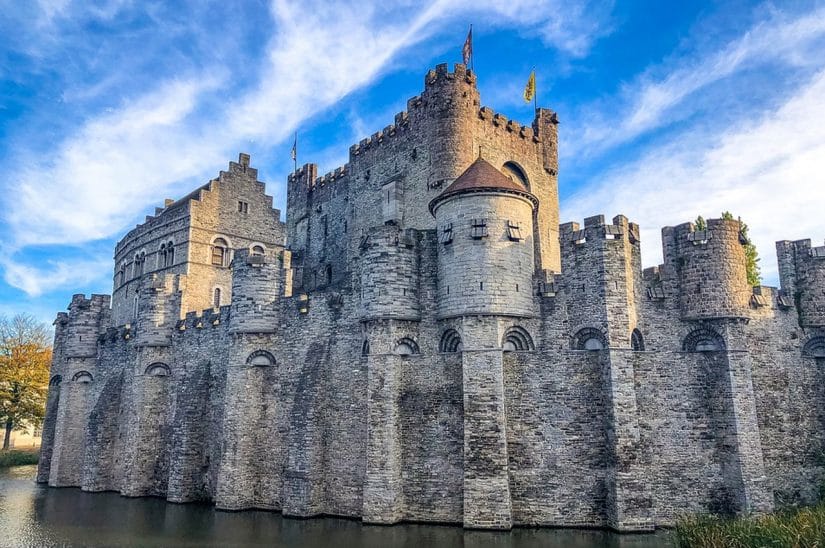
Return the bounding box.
[0,466,674,547]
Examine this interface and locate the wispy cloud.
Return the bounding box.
[1,255,112,297]
[569,6,825,158]
[563,68,825,284]
[10,77,225,247]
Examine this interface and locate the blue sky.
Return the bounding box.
[1,0,824,326]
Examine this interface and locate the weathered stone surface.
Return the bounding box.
[37,63,825,532]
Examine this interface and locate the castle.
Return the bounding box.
[37,63,825,532]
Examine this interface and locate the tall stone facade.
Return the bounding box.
[38,63,825,531]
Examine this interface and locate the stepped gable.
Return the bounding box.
[429,157,537,214]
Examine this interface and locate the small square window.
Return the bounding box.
[471,219,488,239]
[507,221,523,241]
[647,286,666,300]
[440,223,453,244]
[238,201,249,214]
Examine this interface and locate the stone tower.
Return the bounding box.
[429,157,538,529]
[44,294,110,487]
[216,247,289,511]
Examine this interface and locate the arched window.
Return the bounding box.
[133,296,139,320]
[683,328,726,352]
[439,329,462,353]
[631,329,645,351]
[159,243,166,268]
[503,326,535,352]
[246,350,276,367]
[361,340,370,357]
[166,241,175,266]
[251,244,265,257]
[573,327,606,351]
[394,337,420,356]
[134,252,145,277]
[49,375,62,386]
[72,371,93,383]
[213,287,222,308]
[212,237,229,266]
[502,161,529,189]
[145,363,171,376]
[803,337,825,359]
[325,264,333,285]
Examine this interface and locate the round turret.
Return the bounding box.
[666,218,751,320]
[135,275,174,347]
[64,294,109,359]
[359,225,421,321]
[430,158,537,319]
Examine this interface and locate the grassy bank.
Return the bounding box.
[0,448,40,468]
[676,505,825,547]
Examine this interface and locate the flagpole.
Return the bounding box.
[293,131,297,173]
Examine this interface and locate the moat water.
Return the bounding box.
[0,466,675,547]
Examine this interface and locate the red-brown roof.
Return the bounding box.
[429,157,536,214]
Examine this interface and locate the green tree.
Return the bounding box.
[0,314,52,450]
[721,211,761,286]
[694,215,707,231]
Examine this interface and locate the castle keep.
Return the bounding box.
[38,63,825,531]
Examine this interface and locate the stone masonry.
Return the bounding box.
[38,63,825,531]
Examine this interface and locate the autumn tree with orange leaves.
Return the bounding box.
[0,314,52,450]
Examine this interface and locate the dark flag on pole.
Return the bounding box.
[290,132,297,171]
[462,25,473,69]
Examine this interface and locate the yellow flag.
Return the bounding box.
[523,70,536,103]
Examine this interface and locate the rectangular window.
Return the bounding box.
[507,220,523,241]
[211,247,225,266]
[470,218,488,239]
[238,201,249,214]
[646,286,666,300]
[440,223,453,244]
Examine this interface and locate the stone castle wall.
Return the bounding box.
[37,63,825,532]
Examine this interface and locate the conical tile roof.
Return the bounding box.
[429,157,537,214]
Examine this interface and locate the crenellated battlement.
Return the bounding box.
[349,117,413,158]
[287,163,318,187]
[477,106,539,142]
[178,306,232,331]
[424,62,477,91]
[560,214,641,249]
[312,164,349,189]
[68,293,111,312]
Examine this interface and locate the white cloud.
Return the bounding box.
[563,68,825,285]
[569,6,825,157]
[1,255,111,297]
[9,77,225,247]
